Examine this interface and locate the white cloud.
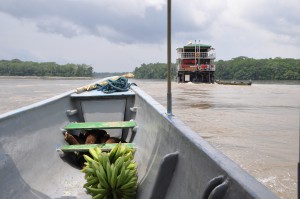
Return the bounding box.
[36,17,86,38]
[81,0,165,17]
[145,0,165,10]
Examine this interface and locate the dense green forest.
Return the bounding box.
[134,63,177,79]
[133,57,300,80]
[0,59,93,77]
[215,57,300,80]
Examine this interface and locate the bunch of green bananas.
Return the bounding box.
[81,142,138,199]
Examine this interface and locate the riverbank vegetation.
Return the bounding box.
[1,57,299,80]
[215,57,300,80]
[133,63,177,79]
[0,59,93,77]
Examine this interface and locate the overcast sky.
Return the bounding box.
[0,0,299,72]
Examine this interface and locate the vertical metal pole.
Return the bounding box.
[167,0,172,115]
[298,112,300,199]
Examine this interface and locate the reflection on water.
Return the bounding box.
[187,103,214,109]
[0,78,299,199]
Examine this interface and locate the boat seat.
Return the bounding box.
[64,121,137,130]
[62,121,137,151]
[58,143,136,153]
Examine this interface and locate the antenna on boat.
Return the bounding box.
[199,39,201,64]
[195,40,197,67]
[167,0,173,116]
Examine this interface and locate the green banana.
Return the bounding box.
[109,142,120,162]
[123,176,137,188]
[95,147,102,156]
[98,164,110,189]
[121,190,136,198]
[89,147,99,161]
[121,189,137,194]
[124,147,135,154]
[82,142,138,199]
[105,161,112,186]
[122,159,131,169]
[120,181,137,191]
[110,164,117,189]
[92,193,103,199]
[86,175,95,181]
[112,191,119,199]
[83,177,98,188]
[81,167,96,175]
[126,162,136,170]
[123,196,135,199]
[91,161,100,174]
[83,154,96,163]
[101,153,109,171]
[114,156,124,175]
[123,151,134,162]
[86,187,107,195]
[119,145,126,156]
[122,170,137,185]
[113,143,123,163]
[96,169,109,189]
[116,165,126,188]
[106,152,111,164]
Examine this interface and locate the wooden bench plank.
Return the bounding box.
[59,143,136,152]
[64,121,136,130]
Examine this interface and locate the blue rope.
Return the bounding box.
[97,76,135,93]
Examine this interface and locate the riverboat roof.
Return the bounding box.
[177,44,212,50]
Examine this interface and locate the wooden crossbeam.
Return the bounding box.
[64,121,136,130]
[59,143,136,153]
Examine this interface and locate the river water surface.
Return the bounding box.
[0,78,299,198]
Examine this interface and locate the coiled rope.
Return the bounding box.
[97,76,135,93]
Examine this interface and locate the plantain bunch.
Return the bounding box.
[81,142,138,199]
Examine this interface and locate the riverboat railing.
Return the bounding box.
[178,64,216,71]
[178,52,216,59]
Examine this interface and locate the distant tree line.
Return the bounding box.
[0,59,93,77]
[134,63,177,79]
[215,57,300,80]
[2,57,299,80]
